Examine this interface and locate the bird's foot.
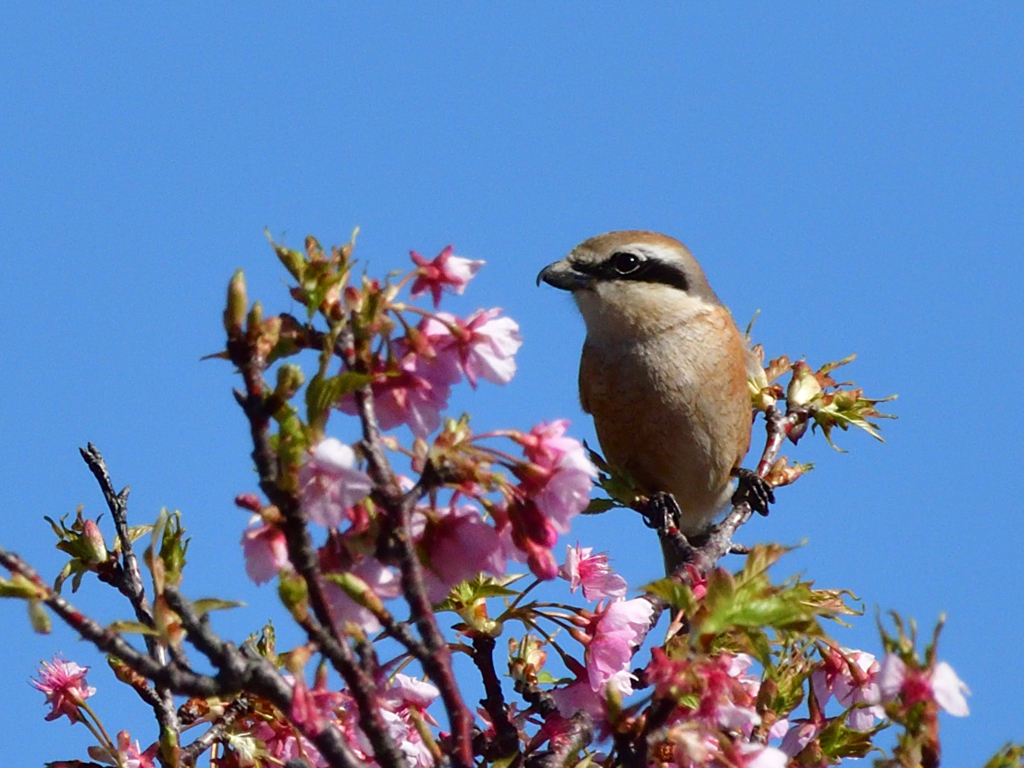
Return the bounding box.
[642,492,701,571]
[640,491,682,531]
[732,468,775,516]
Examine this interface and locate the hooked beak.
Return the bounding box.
[536,259,592,291]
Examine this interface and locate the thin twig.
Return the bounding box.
[0,546,220,697]
[79,444,182,762]
[179,696,252,767]
[471,635,520,760]
[164,586,365,768]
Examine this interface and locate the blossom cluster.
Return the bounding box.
[12,235,973,768]
[240,246,597,637]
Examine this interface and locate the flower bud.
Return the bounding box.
[305,235,324,261]
[234,493,263,513]
[223,270,248,336]
[246,301,264,334]
[80,519,108,564]
[278,571,309,616]
[253,315,281,359]
[274,244,306,280]
[787,361,822,408]
[275,364,305,400]
[343,286,363,314]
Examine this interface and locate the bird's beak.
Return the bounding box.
[537,259,591,291]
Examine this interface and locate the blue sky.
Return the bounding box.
[1,4,1021,765]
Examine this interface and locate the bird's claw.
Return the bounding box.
[640,491,682,531]
[732,468,775,516]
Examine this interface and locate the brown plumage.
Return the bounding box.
[539,231,752,534]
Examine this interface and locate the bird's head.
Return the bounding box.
[538,230,725,340]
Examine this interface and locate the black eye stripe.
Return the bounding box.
[572,253,690,292]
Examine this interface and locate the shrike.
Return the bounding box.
[538,230,768,536]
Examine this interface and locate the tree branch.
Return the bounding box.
[471,635,520,760]
[79,444,181,762]
[163,586,365,768]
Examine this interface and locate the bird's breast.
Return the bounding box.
[578,308,750,532]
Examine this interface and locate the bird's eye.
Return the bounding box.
[611,251,642,275]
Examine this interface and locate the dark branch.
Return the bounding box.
[79,444,181,758]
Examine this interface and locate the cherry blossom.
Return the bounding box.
[338,354,453,438]
[240,518,291,585]
[418,309,522,387]
[409,245,484,307]
[645,650,765,736]
[779,718,822,758]
[812,646,884,730]
[319,547,401,634]
[112,731,158,768]
[30,656,96,724]
[251,720,326,768]
[740,742,789,768]
[550,677,605,719]
[340,675,441,768]
[414,504,507,601]
[515,419,597,534]
[559,544,627,601]
[297,438,373,528]
[551,599,655,718]
[878,653,970,717]
[584,597,655,698]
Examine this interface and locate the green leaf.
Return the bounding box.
[981,742,1024,768]
[582,497,619,514]
[305,371,372,421]
[193,598,246,615]
[644,577,698,616]
[28,600,51,634]
[740,543,794,581]
[535,670,558,684]
[108,620,160,636]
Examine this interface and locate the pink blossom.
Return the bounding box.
[717,701,762,731]
[382,673,441,711]
[812,647,884,730]
[740,743,789,768]
[338,354,452,438]
[376,675,441,768]
[930,661,971,716]
[113,731,158,768]
[241,518,291,585]
[550,677,605,719]
[320,548,401,634]
[416,504,507,601]
[666,725,719,767]
[516,420,597,534]
[559,544,627,601]
[30,656,96,724]
[501,422,597,580]
[519,418,587,468]
[502,498,560,580]
[878,653,970,717]
[418,309,523,387]
[645,650,763,735]
[298,438,373,528]
[779,719,822,757]
[530,712,580,752]
[409,245,483,307]
[252,721,327,768]
[288,669,345,739]
[767,718,791,741]
[585,597,654,697]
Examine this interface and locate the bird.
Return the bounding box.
[537,230,767,538]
